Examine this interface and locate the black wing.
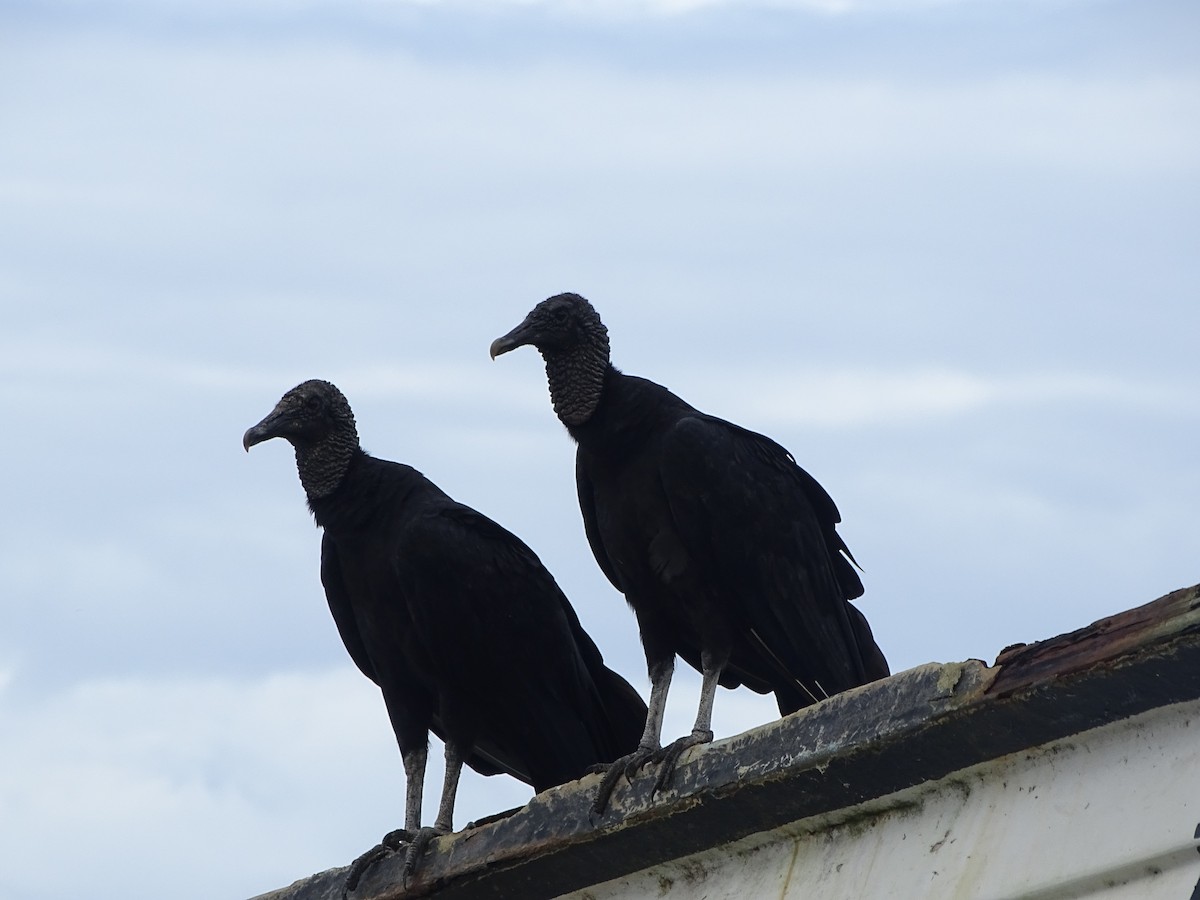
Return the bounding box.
[321,530,514,778]
[657,415,885,707]
[319,535,377,683]
[576,454,625,593]
[719,417,866,601]
[395,502,645,791]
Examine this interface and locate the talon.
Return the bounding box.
[380,828,411,850]
[401,826,442,885]
[590,746,656,817]
[650,754,679,796]
[623,750,652,781]
[343,829,415,899]
[590,761,627,818]
[649,731,713,798]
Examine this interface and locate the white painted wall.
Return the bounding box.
[563,698,1200,900]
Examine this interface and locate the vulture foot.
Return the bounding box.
[342,828,412,898]
[589,745,658,817]
[649,729,713,796]
[400,826,443,884]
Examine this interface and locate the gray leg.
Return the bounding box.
[402,741,463,883]
[433,742,463,834]
[639,658,674,750]
[690,653,721,738]
[591,658,674,817]
[343,743,428,899]
[401,744,428,832]
[649,650,721,797]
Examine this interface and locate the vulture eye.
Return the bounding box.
[305,395,322,413]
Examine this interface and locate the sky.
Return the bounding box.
[1,0,1197,897]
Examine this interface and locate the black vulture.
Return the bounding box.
[243,379,647,884]
[491,293,888,812]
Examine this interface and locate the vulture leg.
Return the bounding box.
[649,655,719,796]
[402,743,428,832]
[342,745,428,898]
[591,659,674,816]
[401,742,463,881]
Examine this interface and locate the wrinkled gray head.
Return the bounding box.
[243,379,359,499]
[490,293,611,427]
[490,292,610,361]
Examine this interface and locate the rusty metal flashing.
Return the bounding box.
[252,583,1200,900]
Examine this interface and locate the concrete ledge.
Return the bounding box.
[253,583,1200,900]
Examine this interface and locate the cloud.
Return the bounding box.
[0,665,533,900]
[666,367,1198,429]
[0,333,545,418]
[8,307,1184,435]
[0,0,1082,21]
[0,656,832,900]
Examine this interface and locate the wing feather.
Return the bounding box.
[656,415,875,700]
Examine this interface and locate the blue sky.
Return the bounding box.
[1,1,1197,898]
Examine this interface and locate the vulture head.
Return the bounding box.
[491,293,611,427]
[243,379,359,499]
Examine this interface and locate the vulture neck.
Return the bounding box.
[544,343,610,428]
[295,429,359,500]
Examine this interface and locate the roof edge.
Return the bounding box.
[253,582,1200,900]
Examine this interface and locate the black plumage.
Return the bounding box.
[243,379,646,878]
[491,293,888,809]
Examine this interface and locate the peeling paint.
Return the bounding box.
[934,664,966,699]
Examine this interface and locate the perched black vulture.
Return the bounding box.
[491,293,888,812]
[243,379,647,883]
